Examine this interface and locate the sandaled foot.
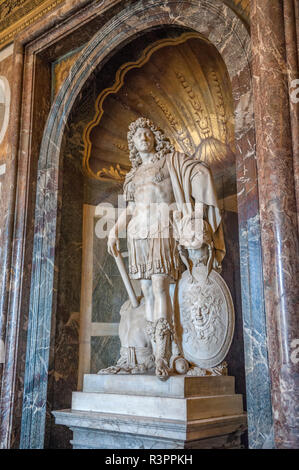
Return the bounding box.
[97,365,121,375]
[155,357,170,381]
[131,364,147,374]
[97,364,132,374]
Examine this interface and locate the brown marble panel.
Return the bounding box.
[283,0,299,229]
[0,48,52,449]
[0,44,24,448]
[251,0,299,449]
[0,51,14,370]
[295,1,299,57]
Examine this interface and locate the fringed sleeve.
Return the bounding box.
[123,170,135,202]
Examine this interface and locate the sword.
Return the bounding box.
[113,250,139,308]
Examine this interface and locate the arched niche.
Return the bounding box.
[53,28,244,397]
[21,0,271,450]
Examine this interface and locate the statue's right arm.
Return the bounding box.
[107,202,135,257]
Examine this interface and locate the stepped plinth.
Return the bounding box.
[53,374,247,449]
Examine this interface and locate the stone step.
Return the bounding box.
[72,391,243,421]
[82,374,235,398]
[53,408,247,443]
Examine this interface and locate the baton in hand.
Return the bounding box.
[113,250,139,308]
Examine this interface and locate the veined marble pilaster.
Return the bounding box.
[251,0,299,449]
[239,214,274,448]
[283,0,299,229]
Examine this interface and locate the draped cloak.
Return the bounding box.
[165,152,226,267]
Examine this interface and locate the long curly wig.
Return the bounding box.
[123,118,174,198]
[127,117,174,168]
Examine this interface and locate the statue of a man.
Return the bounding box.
[107,117,225,379]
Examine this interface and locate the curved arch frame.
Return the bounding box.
[20,0,274,449]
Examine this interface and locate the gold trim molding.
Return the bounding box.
[0,0,65,49]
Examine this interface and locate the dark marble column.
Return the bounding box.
[295,1,299,56]
[251,0,299,449]
[284,0,299,228]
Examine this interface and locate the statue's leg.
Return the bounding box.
[152,274,172,322]
[140,279,156,357]
[152,274,173,379]
[140,279,154,322]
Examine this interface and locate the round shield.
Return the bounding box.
[178,266,235,368]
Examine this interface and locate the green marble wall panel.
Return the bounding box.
[90,336,121,374]
[92,220,129,323]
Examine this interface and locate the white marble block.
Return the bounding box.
[53,374,247,449]
[72,390,243,421]
[82,374,235,397]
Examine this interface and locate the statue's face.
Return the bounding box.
[132,127,155,154]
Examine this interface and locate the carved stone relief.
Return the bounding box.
[178,265,234,368]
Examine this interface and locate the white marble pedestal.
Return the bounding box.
[52,375,247,449]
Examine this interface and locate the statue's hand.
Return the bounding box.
[107,233,120,257]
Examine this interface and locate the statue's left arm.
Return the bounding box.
[189,162,226,270]
[167,151,226,270]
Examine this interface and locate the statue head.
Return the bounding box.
[127,117,174,168]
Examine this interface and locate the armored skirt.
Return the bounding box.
[127,235,181,281]
[124,154,181,281]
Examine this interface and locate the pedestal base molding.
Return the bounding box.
[53,375,247,449]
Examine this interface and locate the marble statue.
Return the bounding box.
[99,117,233,380]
